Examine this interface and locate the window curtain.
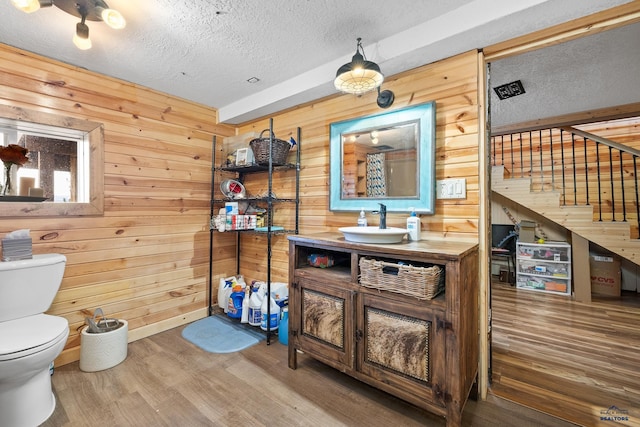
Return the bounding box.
[366,153,387,197]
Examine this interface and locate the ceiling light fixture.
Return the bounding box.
[334,37,395,109]
[11,0,126,50]
[334,37,383,95]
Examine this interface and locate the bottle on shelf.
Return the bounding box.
[357,208,367,227]
[406,208,421,241]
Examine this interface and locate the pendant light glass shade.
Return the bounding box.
[334,38,384,95]
[99,7,126,29]
[10,0,41,13]
[73,22,92,50]
[73,34,92,50]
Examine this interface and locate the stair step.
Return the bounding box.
[570,223,631,237]
[494,189,561,207]
[536,207,595,221]
[491,179,531,189]
[493,174,640,265]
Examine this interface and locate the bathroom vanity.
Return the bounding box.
[287,233,478,427]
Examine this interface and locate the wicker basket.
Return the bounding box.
[249,129,291,166]
[359,258,444,300]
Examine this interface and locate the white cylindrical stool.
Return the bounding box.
[79,320,128,372]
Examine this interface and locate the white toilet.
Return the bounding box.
[0,254,69,427]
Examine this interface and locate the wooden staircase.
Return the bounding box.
[492,165,640,265]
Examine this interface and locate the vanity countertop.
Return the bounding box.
[288,232,478,261]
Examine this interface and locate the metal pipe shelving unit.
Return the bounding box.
[208,119,300,344]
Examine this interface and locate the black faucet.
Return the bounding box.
[377,203,386,229]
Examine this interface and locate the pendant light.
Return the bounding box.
[9,0,47,13]
[334,38,384,95]
[73,12,92,50]
[11,0,125,50]
[334,38,395,108]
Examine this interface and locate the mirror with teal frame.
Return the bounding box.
[329,101,436,213]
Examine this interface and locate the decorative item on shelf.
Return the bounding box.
[225,147,256,167]
[0,144,29,196]
[334,37,395,108]
[234,147,254,166]
[28,187,44,198]
[220,179,246,199]
[18,177,35,197]
[249,129,292,166]
[2,164,16,196]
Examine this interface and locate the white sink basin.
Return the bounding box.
[338,226,408,244]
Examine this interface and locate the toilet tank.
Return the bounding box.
[0,254,67,322]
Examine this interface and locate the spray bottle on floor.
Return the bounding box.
[248,282,266,326]
[260,291,280,331]
[241,285,250,323]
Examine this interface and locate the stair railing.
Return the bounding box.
[491,126,640,238]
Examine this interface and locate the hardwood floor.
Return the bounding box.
[490,280,640,427]
[43,318,574,427]
[40,282,639,427]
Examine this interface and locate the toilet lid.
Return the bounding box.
[0,314,69,358]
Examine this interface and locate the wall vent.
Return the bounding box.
[493,80,525,100]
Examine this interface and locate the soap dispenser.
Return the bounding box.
[406,208,421,241]
[357,208,368,227]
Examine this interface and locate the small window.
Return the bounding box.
[0,105,103,217]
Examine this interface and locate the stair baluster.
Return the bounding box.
[491,121,640,241]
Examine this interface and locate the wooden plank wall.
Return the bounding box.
[234,50,482,284]
[0,46,482,365]
[0,44,236,365]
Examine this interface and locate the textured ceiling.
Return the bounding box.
[490,22,640,130]
[0,0,634,124]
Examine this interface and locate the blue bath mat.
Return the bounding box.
[181,315,265,353]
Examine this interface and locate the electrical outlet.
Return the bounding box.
[436,178,466,199]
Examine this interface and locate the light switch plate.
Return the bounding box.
[436,178,466,199]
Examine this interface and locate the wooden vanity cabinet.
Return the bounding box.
[288,233,479,427]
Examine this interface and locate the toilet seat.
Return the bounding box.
[0,314,69,361]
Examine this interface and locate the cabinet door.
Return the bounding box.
[292,276,355,370]
[357,293,446,408]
